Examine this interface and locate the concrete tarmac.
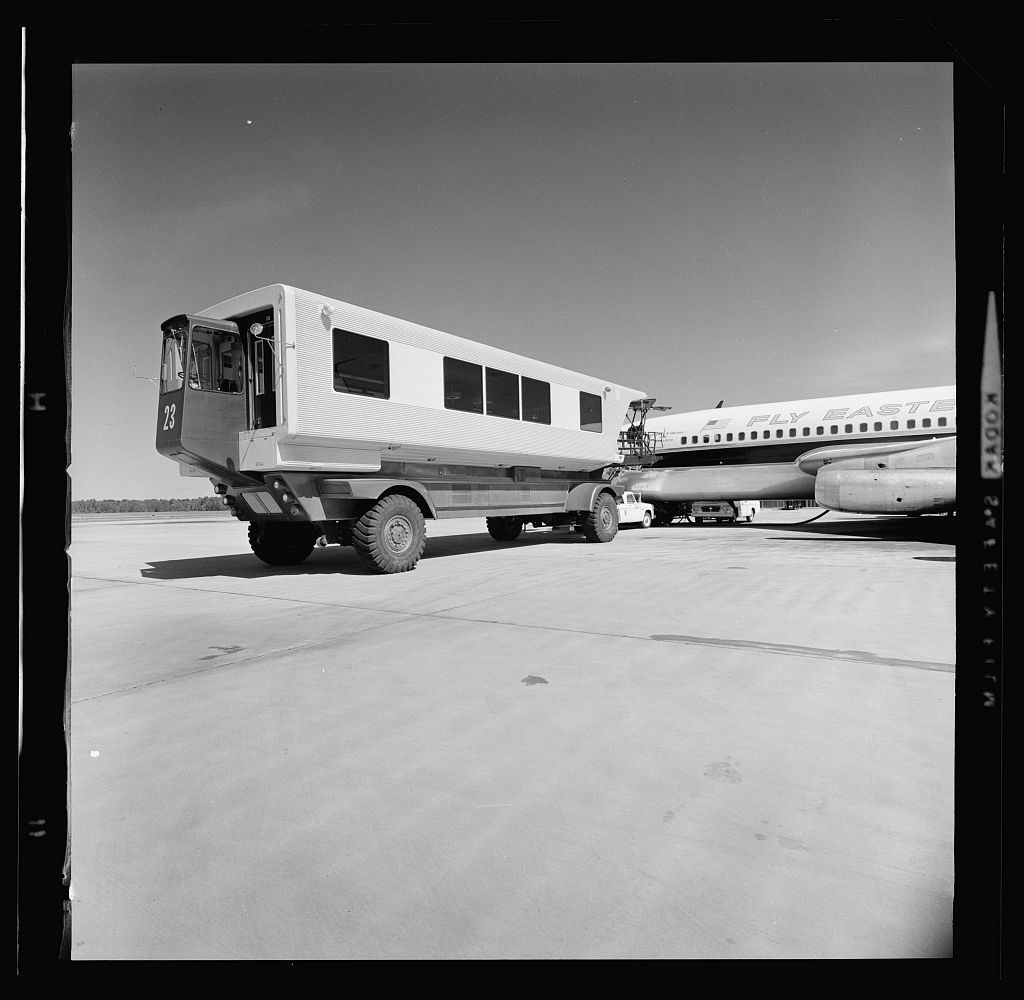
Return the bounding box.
[67,509,955,959]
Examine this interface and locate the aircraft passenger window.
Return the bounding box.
[938,417,947,427]
[776,429,783,438]
[486,367,520,420]
[922,418,932,428]
[691,436,698,444]
[522,376,551,424]
[844,424,853,433]
[738,432,745,441]
[333,329,390,399]
[859,423,867,432]
[874,422,882,431]
[714,433,721,442]
[789,428,796,437]
[890,420,899,430]
[726,433,733,442]
[443,357,484,413]
[830,425,838,434]
[702,435,709,444]
[802,427,810,436]
[579,391,602,432]
[907,419,916,429]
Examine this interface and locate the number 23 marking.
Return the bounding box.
[162,403,176,430]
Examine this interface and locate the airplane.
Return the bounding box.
[617,385,956,520]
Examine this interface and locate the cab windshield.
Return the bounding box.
[186,325,244,393]
[160,325,187,394]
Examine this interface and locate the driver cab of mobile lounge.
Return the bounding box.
[155,308,276,485]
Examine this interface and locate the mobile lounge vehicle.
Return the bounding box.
[156,284,644,572]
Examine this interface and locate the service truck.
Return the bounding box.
[690,500,760,524]
[155,284,645,572]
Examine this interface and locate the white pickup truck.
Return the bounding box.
[617,491,654,528]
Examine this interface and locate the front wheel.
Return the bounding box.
[352,495,427,573]
[641,511,652,528]
[248,522,317,566]
[581,494,618,543]
[486,516,523,541]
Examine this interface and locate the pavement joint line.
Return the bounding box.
[70,614,419,703]
[72,574,952,704]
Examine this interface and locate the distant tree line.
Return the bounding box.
[71,497,225,513]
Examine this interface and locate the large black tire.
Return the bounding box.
[352,494,427,573]
[248,522,317,566]
[486,516,524,541]
[581,493,618,543]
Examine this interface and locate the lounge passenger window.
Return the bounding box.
[522,377,550,424]
[580,391,602,432]
[443,357,484,413]
[333,329,390,399]
[486,367,520,419]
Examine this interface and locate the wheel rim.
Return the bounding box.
[383,514,415,554]
[599,505,613,531]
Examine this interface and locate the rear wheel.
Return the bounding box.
[581,494,618,543]
[352,495,427,573]
[641,511,652,528]
[248,522,316,566]
[486,516,523,541]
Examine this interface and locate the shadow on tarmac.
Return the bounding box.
[139,528,587,581]
[656,513,957,547]
[139,516,954,581]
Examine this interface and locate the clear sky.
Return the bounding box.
[69,62,955,499]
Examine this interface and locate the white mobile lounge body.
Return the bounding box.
[156,284,645,572]
[619,386,957,521]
